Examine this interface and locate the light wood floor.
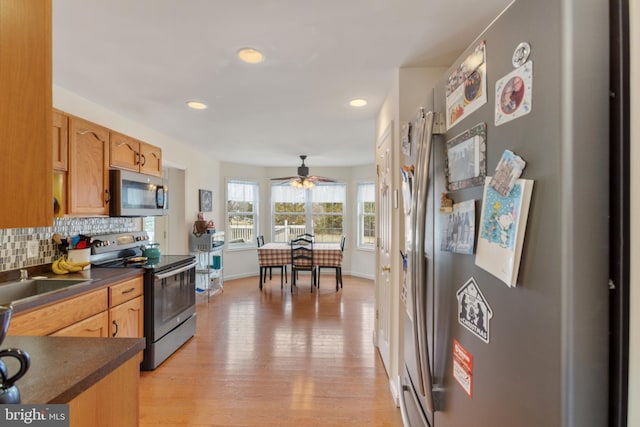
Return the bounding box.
[139,273,403,427]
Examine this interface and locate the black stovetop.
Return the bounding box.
[92,252,195,272]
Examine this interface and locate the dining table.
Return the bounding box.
[257,242,343,288]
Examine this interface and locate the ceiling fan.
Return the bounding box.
[271,155,336,189]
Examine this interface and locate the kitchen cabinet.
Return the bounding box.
[109,277,144,363]
[68,356,139,427]
[8,276,144,342]
[110,296,143,339]
[8,288,109,336]
[139,141,163,176]
[68,115,110,216]
[110,130,162,177]
[109,276,144,339]
[53,109,69,171]
[4,335,144,427]
[51,311,109,337]
[0,0,52,228]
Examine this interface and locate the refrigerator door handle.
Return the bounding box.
[410,111,436,413]
[399,377,430,427]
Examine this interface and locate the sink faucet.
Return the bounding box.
[19,269,28,281]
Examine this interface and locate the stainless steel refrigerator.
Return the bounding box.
[399,0,612,426]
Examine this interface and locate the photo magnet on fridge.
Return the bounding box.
[495,60,533,126]
[441,199,475,255]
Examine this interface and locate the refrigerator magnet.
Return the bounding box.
[495,60,533,126]
[456,277,493,344]
[441,199,475,255]
[453,339,474,398]
[489,149,526,197]
[445,122,487,191]
[512,42,531,68]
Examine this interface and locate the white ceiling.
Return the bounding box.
[52,0,512,168]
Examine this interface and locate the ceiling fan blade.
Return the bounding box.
[308,175,337,183]
[270,176,300,181]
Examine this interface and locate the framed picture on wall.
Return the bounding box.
[199,189,212,212]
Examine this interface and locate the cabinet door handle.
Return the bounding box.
[112,320,119,337]
[135,151,141,165]
[140,153,146,167]
[105,189,111,204]
[121,287,136,294]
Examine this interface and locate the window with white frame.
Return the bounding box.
[357,182,375,249]
[311,184,345,242]
[226,179,259,248]
[271,183,346,243]
[271,185,306,242]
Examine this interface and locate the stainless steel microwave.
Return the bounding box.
[110,170,167,217]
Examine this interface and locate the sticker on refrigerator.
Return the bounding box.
[456,277,493,343]
[453,339,473,398]
[495,60,533,126]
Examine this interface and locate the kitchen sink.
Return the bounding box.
[0,278,91,305]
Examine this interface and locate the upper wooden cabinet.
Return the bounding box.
[139,141,162,176]
[68,116,110,216]
[110,131,162,177]
[53,109,68,171]
[0,0,52,228]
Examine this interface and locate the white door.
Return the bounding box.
[376,122,393,372]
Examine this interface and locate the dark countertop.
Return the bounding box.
[2,335,145,403]
[8,267,143,314]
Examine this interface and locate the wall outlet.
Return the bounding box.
[27,240,39,259]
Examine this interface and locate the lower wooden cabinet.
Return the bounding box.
[68,355,139,427]
[110,296,143,339]
[8,276,144,344]
[51,311,109,337]
[8,288,108,336]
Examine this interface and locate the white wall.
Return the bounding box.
[628,2,639,425]
[53,86,221,254]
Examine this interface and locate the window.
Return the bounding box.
[271,183,346,243]
[226,180,259,248]
[357,182,375,249]
[311,184,345,242]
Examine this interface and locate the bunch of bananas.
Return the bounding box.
[52,255,90,275]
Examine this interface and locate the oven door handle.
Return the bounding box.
[154,261,197,280]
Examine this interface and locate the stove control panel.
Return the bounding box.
[90,231,150,254]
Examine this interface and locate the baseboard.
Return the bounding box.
[349,271,375,280]
[389,376,400,407]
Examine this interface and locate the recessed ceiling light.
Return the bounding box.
[349,98,368,107]
[186,101,208,110]
[237,48,264,64]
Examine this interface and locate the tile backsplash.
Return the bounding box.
[0,217,139,272]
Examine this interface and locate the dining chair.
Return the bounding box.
[317,235,345,291]
[298,232,314,241]
[290,236,317,293]
[257,235,287,290]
